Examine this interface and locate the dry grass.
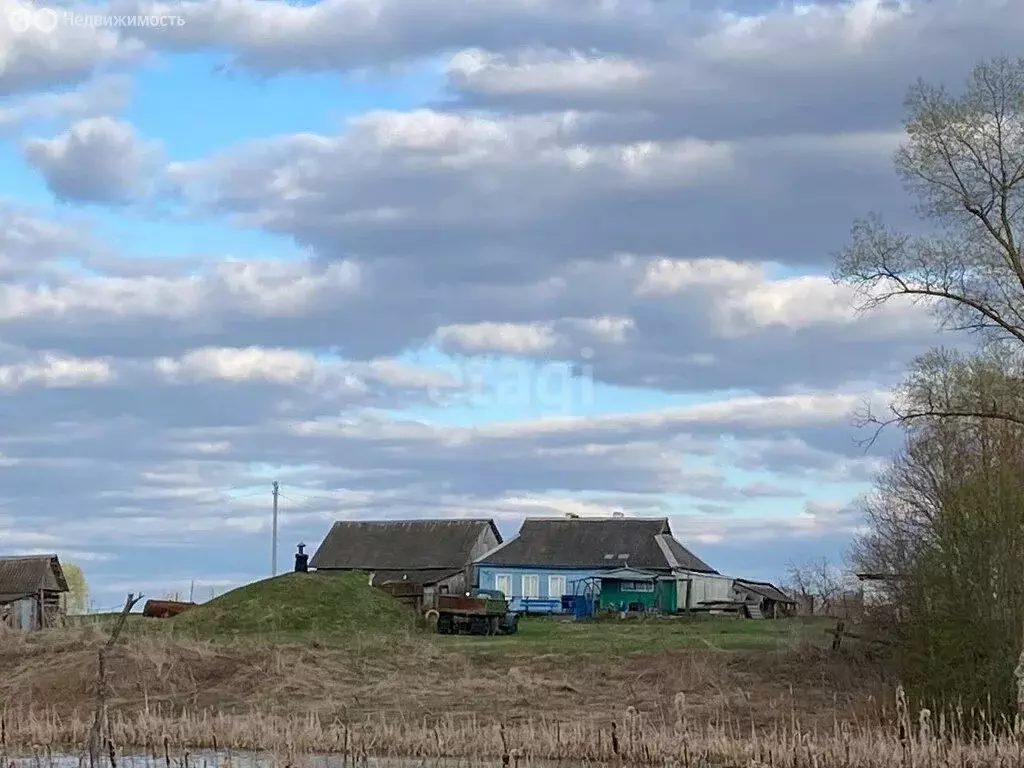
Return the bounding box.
[0,623,880,726]
[1,699,1022,767]
[0,620,929,765]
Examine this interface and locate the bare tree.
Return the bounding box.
[785,557,852,617]
[833,57,1024,432]
[785,560,816,615]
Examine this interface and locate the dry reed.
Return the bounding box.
[1,699,1023,768]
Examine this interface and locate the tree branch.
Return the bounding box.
[87,592,144,768]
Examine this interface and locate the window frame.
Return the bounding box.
[522,574,540,598]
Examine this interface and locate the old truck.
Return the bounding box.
[434,589,519,635]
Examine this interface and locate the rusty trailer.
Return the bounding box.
[142,599,197,619]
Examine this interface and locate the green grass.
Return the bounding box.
[162,572,418,641]
[70,577,832,658]
[439,614,834,655]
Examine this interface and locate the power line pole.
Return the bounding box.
[271,481,280,576]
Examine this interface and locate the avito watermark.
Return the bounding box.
[427,349,597,415]
[8,5,185,33]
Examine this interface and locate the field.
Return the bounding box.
[0,573,944,766]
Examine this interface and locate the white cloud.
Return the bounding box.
[22,116,164,203]
[0,354,113,390]
[0,0,143,95]
[0,0,996,603]
[0,258,360,322]
[0,75,132,133]
[434,322,558,355]
[714,274,935,338]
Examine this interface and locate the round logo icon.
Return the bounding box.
[34,7,57,32]
[8,7,32,32]
[7,6,57,32]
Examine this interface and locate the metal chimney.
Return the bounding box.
[294,542,309,573]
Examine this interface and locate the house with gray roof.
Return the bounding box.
[474,516,731,615]
[309,518,502,598]
[0,554,69,631]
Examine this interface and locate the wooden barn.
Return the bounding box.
[0,554,69,631]
[309,518,503,610]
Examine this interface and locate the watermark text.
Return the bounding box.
[427,350,597,415]
[8,6,186,33]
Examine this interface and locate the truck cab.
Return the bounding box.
[473,588,519,634]
[433,588,519,635]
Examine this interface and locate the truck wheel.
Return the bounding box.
[437,615,451,634]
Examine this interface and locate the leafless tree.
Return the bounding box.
[833,57,1024,435]
[785,557,853,617]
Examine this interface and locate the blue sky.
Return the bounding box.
[0,0,991,608]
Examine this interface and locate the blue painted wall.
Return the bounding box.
[476,565,606,613]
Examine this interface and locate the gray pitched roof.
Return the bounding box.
[477,517,717,573]
[735,579,795,604]
[310,518,500,571]
[0,554,69,603]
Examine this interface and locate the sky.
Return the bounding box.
[0,0,1014,609]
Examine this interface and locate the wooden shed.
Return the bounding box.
[733,578,796,619]
[0,554,69,630]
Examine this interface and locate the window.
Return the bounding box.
[522,574,540,598]
[495,574,512,599]
[548,575,567,599]
[624,580,654,592]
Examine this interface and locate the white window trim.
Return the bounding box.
[495,574,512,598]
[522,574,540,598]
[548,575,567,598]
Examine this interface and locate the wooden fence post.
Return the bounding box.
[831,619,846,651]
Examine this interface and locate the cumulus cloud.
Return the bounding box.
[22,117,164,203]
[0,75,132,134]
[434,322,559,355]
[1,0,995,604]
[0,353,113,390]
[0,0,143,95]
[116,0,667,73]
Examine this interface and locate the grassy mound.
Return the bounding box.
[169,571,417,640]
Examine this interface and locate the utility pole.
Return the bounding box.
[271,481,280,576]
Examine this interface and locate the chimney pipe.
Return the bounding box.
[294,542,309,573]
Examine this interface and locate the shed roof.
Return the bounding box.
[600,567,660,581]
[0,554,69,603]
[734,578,794,604]
[477,517,716,573]
[310,518,501,571]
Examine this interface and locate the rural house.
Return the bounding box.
[855,571,901,608]
[474,516,730,615]
[309,518,502,608]
[0,554,69,631]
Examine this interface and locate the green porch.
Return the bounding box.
[598,568,676,613]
